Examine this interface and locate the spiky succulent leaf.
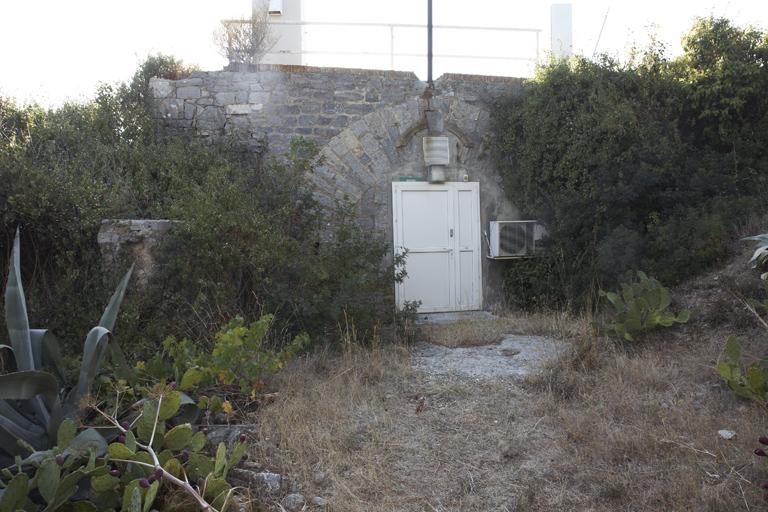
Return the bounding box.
[68,327,115,412]
[158,391,181,422]
[5,229,33,372]
[164,424,193,451]
[214,443,227,477]
[717,362,733,380]
[30,329,68,385]
[0,370,62,452]
[142,480,160,512]
[748,366,765,392]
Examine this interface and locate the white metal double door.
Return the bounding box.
[392,182,482,313]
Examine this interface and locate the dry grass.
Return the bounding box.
[421,317,508,348]
[235,258,768,511]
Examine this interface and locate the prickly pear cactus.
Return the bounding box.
[591,271,699,341]
[97,386,248,512]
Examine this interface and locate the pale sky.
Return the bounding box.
[0,0,765,107]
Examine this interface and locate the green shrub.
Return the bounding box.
[143,315,307,414]
[489,17,768,309]
[591,271,699,342]
[2,56,403,357]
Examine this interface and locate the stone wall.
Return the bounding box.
[150,65,526,308]
[150,65,523,155]
[98,220,176,288]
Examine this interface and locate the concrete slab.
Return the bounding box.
[415,311,496,325]
[412,334,568,381]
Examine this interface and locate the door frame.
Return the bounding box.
[392,181,482,312]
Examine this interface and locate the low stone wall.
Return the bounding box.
[98,220,177,288]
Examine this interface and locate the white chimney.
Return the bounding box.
[551,3,573,60]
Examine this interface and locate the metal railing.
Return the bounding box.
[264,20,541,76]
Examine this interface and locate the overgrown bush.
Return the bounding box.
[490,17,768,310]
[2,55,403,358]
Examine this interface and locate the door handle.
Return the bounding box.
[450,228,454,237]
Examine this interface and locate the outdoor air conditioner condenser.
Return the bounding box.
[488,220,540,258]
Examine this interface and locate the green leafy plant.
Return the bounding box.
[0,418,113,512]
[92,384,248,512]
[591,271,699,341]
[716,335,768,401]
[144,316,307,415]
[489,17,768,309]
[394,300,421,344]
[0,229,134,472]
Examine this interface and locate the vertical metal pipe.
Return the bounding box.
[428,0,433,85]
[391,25,395,70]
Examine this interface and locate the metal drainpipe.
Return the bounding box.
[427,0,433,86]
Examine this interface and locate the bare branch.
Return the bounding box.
[213,1,280,67]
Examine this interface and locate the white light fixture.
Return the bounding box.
[423,136,449,183]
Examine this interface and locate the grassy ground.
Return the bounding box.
[236,243,768,511]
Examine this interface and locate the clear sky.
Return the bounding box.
[0,0,765,107]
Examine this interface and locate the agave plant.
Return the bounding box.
[0,228,134,471]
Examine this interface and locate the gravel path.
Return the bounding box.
[411,334,566,380]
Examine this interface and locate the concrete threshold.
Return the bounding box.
[414,311,496,325]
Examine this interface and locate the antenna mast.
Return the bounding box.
[428,0,433,85]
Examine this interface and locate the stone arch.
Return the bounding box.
[305,96,520,308]
[306,96,515,231]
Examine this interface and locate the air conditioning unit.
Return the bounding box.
[488,221,541,259]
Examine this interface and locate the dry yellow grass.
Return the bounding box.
[236,264,768,511]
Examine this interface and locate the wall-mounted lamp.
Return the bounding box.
[423,136,449,184]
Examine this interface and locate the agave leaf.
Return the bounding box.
[0,411,48,463]
[99,264,133,332]
[5,228,33,372]
[30,329,68,386]
[99,265,135,386]
[4,230,56,435]
[69,327,114,410]
[744,234,768,243]
[0,371,63,450]
[12,428,109,474]
[0,399,45,435]
[746,245,768,267]
[0,371,59,414]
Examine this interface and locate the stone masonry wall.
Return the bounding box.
[150,65,523,155]
[150,65,526,307]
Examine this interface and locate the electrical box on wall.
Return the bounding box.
[268,0,283,14]
[423,136,449,183]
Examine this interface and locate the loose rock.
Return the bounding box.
[282,493,305,511]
